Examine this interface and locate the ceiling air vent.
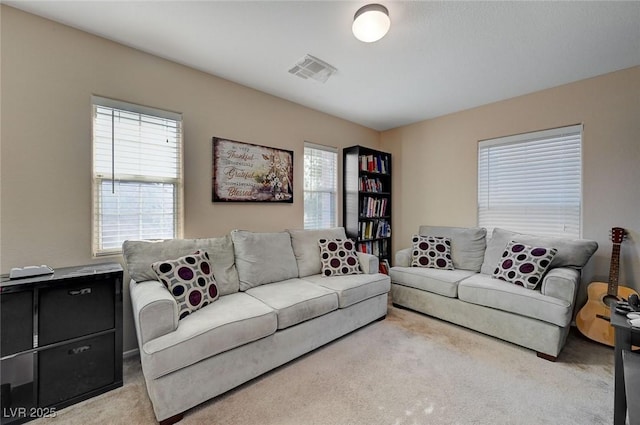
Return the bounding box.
[288,54,337,83]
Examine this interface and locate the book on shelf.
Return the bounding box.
[359,154,390,174]
[357,219,390,240]
[359,176,383,193]
[361,197,388,217]
[358,220,391,240]
[356,239,389,258]
[379,259,390,275]
[376,219,391,238]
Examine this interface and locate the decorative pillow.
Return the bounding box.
[411,235,454,270]
[318,239,362,277]
[151,250,219,320]
[492,241,557,289]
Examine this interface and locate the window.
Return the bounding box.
[304,142,338,229]
[478,124,582,238]
[92,96,183,256]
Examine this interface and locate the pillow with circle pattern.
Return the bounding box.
[151,250,219,320]
[318,238,362,277]
[492,240,557,289]
[411,235,454,270]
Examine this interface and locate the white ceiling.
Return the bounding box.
[6,1,640,131]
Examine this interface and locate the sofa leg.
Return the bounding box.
[159,413,184,425]
[376,314,387,322]
[536,352,557,362]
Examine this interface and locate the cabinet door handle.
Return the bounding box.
[68,288,92,296]
[68,345,91,355]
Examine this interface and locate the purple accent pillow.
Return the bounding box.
[318,239,362,277]
[411,235,454,270]
[151,250,219,320]
[492,240,557,289]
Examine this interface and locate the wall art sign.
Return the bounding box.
[212,137,293,202]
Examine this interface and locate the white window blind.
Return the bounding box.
[92,96,183,256]
[304,142,337,229]
[478,124,582,238]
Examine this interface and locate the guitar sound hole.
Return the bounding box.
[603,295,620,308]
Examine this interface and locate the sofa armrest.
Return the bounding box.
[540,267,581,304]
[356,252,379,274]
[395,248,412,267]
[129,280,179,346]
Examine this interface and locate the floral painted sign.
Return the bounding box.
[212,137,293,202]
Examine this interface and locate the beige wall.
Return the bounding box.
[381,66,640,307]
[0,7,379,352]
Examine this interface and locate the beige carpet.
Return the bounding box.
[34,305,615,424]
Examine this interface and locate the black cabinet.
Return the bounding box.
[1,292,33,357]
[0,264,123,424]
[343,145,392,272]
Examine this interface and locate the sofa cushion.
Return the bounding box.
[302,273,390,308]
[245,279,338,329]
[411,235,454,270]
[318,238,362,276]
[481,228,598,275]
[141,292,277,380]
[122,236,240,295]
[390,267,476,298]
[418,226,487,272]
[492,241,557,290]
[151,250,220,320]
[458,274,572,327]
[287,227,347,277]
[231,230,299,291]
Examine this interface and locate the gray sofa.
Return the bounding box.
[390,226,598,361]
[124,227,390,424]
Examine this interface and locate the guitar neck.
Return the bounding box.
[608,243,621,296]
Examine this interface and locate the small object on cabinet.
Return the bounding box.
[9,265,54,280]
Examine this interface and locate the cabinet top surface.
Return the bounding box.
[0,263,123,289]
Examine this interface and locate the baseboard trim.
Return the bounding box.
[124,348,140,359]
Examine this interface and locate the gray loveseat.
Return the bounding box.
[390,226,597,361]
[124,227,390,424]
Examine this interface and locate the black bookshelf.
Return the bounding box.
[343,145,392,272]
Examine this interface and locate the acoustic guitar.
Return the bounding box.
[576,227,637,347]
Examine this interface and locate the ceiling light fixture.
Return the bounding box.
[352,4,390,43]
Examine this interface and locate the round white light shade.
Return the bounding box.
[352,4,390,43]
